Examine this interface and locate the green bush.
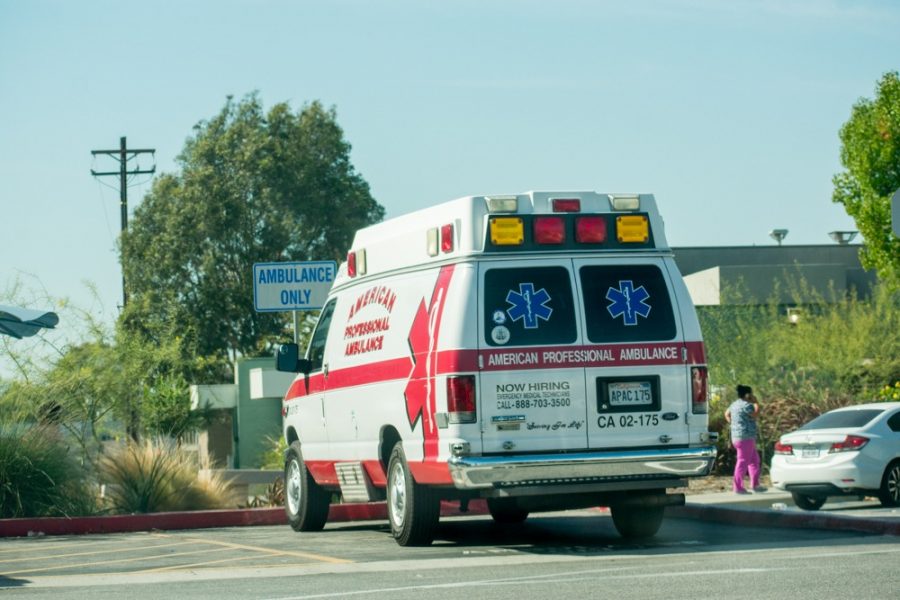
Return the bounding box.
[258,435,287,470]
[0,425,96,518]
[99,439,237,513]
[702,281,900,473]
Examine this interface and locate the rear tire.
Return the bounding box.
[284,441,330,532]
[386,443,440,546]
[878,461,900,507]
[610,505,665,539]
[791,492,826,511]
[487,498,529,525]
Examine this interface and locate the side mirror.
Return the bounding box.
[275,343,310,374]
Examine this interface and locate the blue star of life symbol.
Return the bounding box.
[506,283,552,329]
[606,280,651,326]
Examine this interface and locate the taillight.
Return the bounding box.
[575,216,607,243]
[447,375,476,423]
[533,216,565,244]
[774,441,793,455]
[691,366,708,414]
[829,435,869,453]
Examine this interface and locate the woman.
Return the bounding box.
[724,384,766,494]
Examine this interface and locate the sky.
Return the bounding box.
[1,0,898,337]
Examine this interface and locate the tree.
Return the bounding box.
[120,95,384,380]
[833,71,900,288]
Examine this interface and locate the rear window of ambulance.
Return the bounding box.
[484,266,576,347]
[579,265,676,343]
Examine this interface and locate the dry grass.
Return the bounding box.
[99,439,238,514]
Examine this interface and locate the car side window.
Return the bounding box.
[887,410,900,432]
[306,299,336,372]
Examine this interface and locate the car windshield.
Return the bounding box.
[799,409,883,430]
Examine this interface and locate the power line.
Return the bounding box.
[90,136,156,308]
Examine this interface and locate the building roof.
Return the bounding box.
[672,244,876,305]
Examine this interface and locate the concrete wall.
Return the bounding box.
[233,357,282,469]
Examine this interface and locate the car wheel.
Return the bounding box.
[791,492,826,511]
[878,461,900,508]
[386,442,440,546]
[487,498,529,525]
[284,441,330,531]
[610,504,665,539]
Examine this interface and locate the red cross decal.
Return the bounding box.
[404,265,454,460]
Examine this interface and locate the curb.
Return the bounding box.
[670,503,900,536]
[0,500,488,538]
[4,500,897,538]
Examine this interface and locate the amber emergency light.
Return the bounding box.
[616,215,649,243]
[489,217,525,245]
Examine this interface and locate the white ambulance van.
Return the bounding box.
[276,191,717,546]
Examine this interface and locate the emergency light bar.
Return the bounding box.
[486,212,651,251]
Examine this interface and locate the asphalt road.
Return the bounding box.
[2,510,898,599]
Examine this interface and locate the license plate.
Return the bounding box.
[801,447,819,458]
[608,381,652,406]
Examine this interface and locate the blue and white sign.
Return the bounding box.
[606,280,651,326]
[253,261,337,312]
[506,282,552,329]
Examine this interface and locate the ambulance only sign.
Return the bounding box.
[253,261,337,312]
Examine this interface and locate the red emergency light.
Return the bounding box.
[575,216,607,243]
[534,216,565,244]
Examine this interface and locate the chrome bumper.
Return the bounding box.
[448,446,716,489]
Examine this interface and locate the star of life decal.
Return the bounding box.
[606,280,651,326]
[506,283,552,329]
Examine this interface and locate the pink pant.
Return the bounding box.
[732,438,761,492]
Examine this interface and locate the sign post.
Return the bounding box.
[253,261,338,343]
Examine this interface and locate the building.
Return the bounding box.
[674,243,876,306]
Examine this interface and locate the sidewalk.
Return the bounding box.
[671,487,900,536]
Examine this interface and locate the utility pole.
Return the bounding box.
[91,137,156,307]
[91,137,155,444]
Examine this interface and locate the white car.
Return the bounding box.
[770,402,900,510]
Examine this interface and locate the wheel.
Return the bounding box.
[284,441,330,531]
[791,492,826,511]
[386,442,440,546]
[610,504,665,539]
[878,461,900,507]
[487,498,529,525]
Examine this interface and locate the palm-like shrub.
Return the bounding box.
[0,424,95,518]
[100,439,237,513]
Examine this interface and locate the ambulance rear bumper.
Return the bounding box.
[447,446,716,489]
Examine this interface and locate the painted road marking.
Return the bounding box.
[134,553,270,573]
[151,533,351,564]
[0,539,197,564]
[2,546,233,576]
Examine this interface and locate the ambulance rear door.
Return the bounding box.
[477,259,590,454]
[574,258,692,449]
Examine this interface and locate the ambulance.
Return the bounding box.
[276,191,717,546]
